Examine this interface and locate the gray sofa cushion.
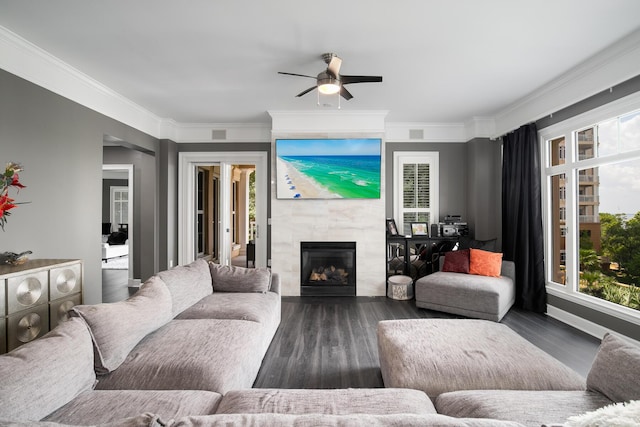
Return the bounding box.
[176,291,280,324]
[158,259,213,316]
[586,332,640,402]
[11,414,165,427]
[94,319,267,394]
[435,390,613,427]
[170,414,526,426]
[71,276,173,374]
[377,319,586,399]
[216,388,436,415]
[209,263,271,293]
[43,390,221,425]
[0,318,96,422]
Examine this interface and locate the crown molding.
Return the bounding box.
[3,23,639,143]
[269,110,388,134]
[385,122,467,142]
[493,28,640,137]
[464,117,496,141]
[167,122,272,143]
[0,25,168,138]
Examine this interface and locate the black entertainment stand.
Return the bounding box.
[386,234,459,281]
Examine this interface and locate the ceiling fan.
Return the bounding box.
[278,53,382,100]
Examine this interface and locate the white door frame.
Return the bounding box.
[102,164,134,276]
[178,152,268,267]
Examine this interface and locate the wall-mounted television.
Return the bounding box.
[276,138,381,199]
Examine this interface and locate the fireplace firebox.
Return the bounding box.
[300,241,356,296]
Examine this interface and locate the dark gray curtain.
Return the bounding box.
[501,123,547,312]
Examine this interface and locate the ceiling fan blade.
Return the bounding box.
[340,86,353,100]
[340,75,383,84]
[327,56,342,78]
[278,71,316,79]
[296,86,317,97]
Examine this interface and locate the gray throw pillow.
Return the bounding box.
[210,263,271,293]
[586,332,640,402]
[158,258,213,316]
[71,276,173,374]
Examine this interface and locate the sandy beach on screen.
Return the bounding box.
[277,157,338,199]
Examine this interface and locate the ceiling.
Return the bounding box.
[1,0,640,126]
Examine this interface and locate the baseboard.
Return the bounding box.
[547,305,640,346]
[128,278,141,289]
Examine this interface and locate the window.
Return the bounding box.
[110,186,128,228]
[542,95,640,317]
[393,152,439,236]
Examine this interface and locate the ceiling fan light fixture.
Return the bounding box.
[317,77,340,95]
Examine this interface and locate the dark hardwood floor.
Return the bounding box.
[253,296,602,389]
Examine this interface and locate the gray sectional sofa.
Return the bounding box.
[0,259,283,424]
[1,258,639,426]
[378,318,640,426]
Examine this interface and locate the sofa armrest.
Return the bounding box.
[501,260,516,284]
[270,272,281,295]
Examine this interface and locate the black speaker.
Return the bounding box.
[431,223,439,237]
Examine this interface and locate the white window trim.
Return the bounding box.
[393,151,439,234]
[540,91,640,326]
[110,186,128,226]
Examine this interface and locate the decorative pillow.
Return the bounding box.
[441,249,470,273]
[469,248,503,277]
[587,332,640,402]
[210,263,272,293]
[158,258,213,316]
[70,276,173,374]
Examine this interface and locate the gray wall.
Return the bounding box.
[0,69,159,304]
[158,139,178,271]
[385,142,469,227]
[466,138,502,246]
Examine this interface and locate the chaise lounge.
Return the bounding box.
[415,249,516,321]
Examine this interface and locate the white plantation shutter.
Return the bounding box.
[394,153,439,235]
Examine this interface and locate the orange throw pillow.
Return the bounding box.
[469,248,503,277]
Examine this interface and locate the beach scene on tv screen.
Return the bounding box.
[276,138,381,199]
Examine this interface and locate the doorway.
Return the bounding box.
[101,164,133,302]
[196,165,256,266]
[178,152,268,268]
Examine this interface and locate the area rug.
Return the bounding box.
[565,400,640,427]
[102,256,128,270]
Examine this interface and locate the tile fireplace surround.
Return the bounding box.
[269,110,388,296]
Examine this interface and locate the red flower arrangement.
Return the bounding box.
[0,162,26,231]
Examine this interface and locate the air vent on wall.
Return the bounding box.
[409,129,424,140]
[211,129,227,140]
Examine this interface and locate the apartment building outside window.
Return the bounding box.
[541,96,640,317]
